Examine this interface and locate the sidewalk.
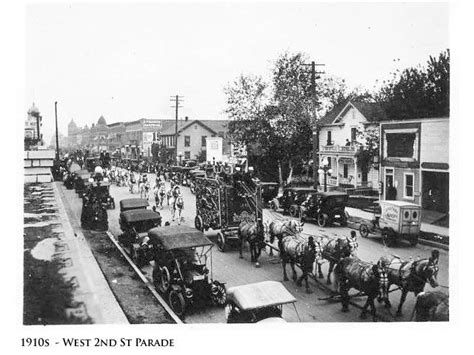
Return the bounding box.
[346,206,449,242]
[51,182,129,324]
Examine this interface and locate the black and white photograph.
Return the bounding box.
[4,0,472,353]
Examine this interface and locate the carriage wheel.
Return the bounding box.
[317,213,327,227]
[216,232,226,252]
[211,281,227,306]
[289,205,298,218]
[359,224,370,238]
[194,215,204,231]
[169,289,186,316]
[153,266,171,293]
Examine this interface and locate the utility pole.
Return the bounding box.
[55,101,59,160]
[303,61,325,189]
[170,95,184,164]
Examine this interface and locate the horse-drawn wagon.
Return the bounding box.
[194,176,262,253]
[225,281,298,323]
[357,200,421,246]
[150,225,227,316]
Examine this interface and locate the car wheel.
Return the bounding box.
[153,266,170,293]
[169,289,186,317]
[359,224,370,238]
[317,213,327,227]
[211,281,227,306]
[194,215,203,231]
[216,232,226,252]
[289,205,298,218]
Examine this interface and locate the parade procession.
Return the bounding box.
[21,2,452,333]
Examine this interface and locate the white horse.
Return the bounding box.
[172,195,184,224]
[139,181,150,200]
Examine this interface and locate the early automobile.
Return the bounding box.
[150,225,227,316]
[118,209,162,267]
[225,281,298,323]
[74,169,92,197]
[271,187,317,216]
[81,195,108,231]
[258,182,279,208]
[83,181,115,209]
[301,191,349,227]
[358,200,421,246]
[119,198,149,213]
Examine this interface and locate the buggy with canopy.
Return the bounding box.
[119,198,149,212]
[118,209,162,267]
[150,225,227,316]
[225,281,298,323]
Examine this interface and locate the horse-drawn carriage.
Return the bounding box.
[358,200,421,246]
[150,225,227,316]
[83,181,115,209]
[225,281,297,323]
[194,176,262,253]
[118,209,162,267]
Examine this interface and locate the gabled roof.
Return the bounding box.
[160,119,229,136]
[318,100,387,126]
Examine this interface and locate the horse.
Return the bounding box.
[268,219,304,242]
[316,236,358,285]
[278,235,319,293]
[380,249,440,316]
[173,195,184,224]
[411,291,448,322]
[139,181,150,200]
[237,220,266,267]
[334,256,390,321]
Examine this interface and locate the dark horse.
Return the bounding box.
[335,256,390,321]
[411,291,448,321]
[238,220,266,267]
[381,249,440,316]
[316,235,358,285]
[274,234,320,293]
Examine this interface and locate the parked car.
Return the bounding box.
[271,187,318,217]
[258,182,279,208]
[119,198,149,213]
[225,281,297,323]
[301,191,349,227]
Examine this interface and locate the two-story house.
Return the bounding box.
[380,117,449,216]
[316,100,386,190]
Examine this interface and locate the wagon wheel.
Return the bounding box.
[216,232,226,252]
[359,223,370,238]
[153,266,171,293]
[211,281,227,306]
[169,289,186,316]
[194,215,204,231]
[289,205,298,218]
[317,213,327,227]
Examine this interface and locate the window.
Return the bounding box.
[184,136,190,147]
[351,128,357,142]
[327,131,332,145]
[343,164,348,178]
[201,136,207,147]
[184,151,191,159]
[386,133,416,158]
[404,173,414,199]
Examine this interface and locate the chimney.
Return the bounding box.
[185,116,189,122]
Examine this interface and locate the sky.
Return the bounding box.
[25,2,449,144]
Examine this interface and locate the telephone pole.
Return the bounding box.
[170,95,184,164]
[303,61,325,189]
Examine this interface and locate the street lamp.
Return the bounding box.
[317,157,333,192]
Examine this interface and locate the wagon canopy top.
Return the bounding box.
[121,209,162,223]
[148,225,213,250]
[227,281,296,310]
[119,198,149,211]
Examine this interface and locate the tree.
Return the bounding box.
[376,50,449,119]
[356,126,380,175]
